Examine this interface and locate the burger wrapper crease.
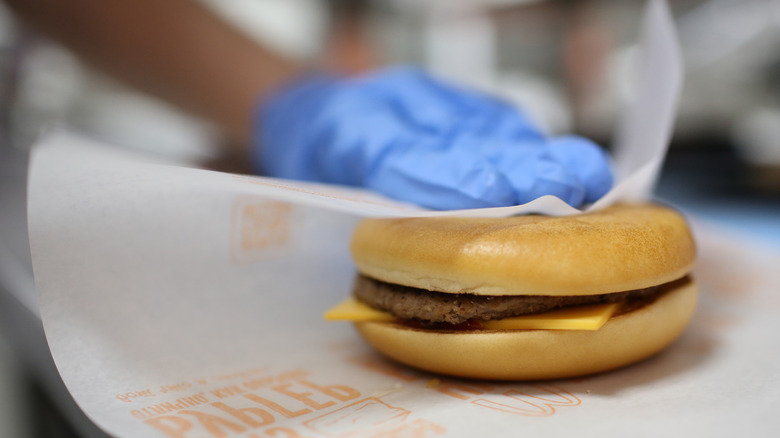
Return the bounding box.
[24,2,778,437]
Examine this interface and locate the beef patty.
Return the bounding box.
[353,274,686,325]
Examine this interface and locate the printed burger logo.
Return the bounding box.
[230,197,294,263]
[350,353,581,418]
[303,398,445,438]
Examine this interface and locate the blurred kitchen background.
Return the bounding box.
[1,0,779,436]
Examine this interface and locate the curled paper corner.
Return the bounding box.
[424,0,683,218]
[611,0,683,195]
[478,0,682,218]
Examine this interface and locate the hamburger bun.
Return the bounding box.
[351,203,696,296]
[346,203,697,380]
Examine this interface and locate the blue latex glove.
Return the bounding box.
[254,68,613,210]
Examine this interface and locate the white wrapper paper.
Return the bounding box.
[29,2,780,437]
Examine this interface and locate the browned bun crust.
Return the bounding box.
[351,203,695,296]
[355,279,698,380]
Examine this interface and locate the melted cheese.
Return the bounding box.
[481,303,619,330]
[325,298,619,331]
[324,298,397,322]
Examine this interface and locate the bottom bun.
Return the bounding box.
[355,279,698,380]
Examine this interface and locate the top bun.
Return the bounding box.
[351,203,695,296]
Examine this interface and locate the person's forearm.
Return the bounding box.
[5,0,302,149]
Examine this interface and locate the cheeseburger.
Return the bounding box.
[326,203,697,380]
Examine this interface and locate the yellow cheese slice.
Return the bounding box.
[325,298,619,331]
[324,298,397,322]
[481,302,619,331]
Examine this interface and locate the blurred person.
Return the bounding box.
[3,0,613,210]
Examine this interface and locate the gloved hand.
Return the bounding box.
[254,68,612,210]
